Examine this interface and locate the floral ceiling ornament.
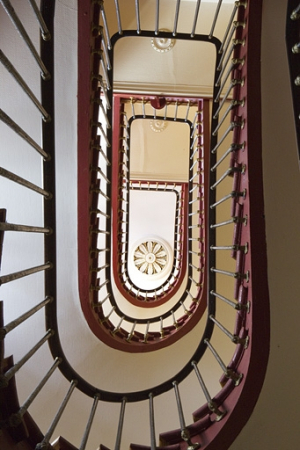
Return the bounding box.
[151,29,175,53]
[133,240,168,275]
[150,119,168,133]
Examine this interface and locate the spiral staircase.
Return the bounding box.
[0,0,275,449]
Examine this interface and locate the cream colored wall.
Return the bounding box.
[229,0,300,448]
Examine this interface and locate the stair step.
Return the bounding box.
[52,436,78,450]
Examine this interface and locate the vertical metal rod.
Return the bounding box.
[0,262,52,285]
[27,0,51,40]
[219,4,238,53]
[131,99,135,118]
[185,101,191,121]
[149,393,156,450]
[114,397,127,450]
[101,37,112,70]
[0,330,53,387]
[209,0,223,38]
[0,296,52,339]
[0,50,50,120]
[79,395,100,450]
[135,0,141,34]
[0,166,51,197]
[210,290,238,309]
[0,109,48,159]
[36,380,78,449]
[174,101,178,121]
[204,339,242,385]
[0,0,50,79]
[99,76,111,108]
[101,6,112,49]
[191,361,226,420]
[191,0,201,37]
[155,0,160,35]
[0,222,51,233]
[173,0,181,36]
[114,0,123,34]
[172,381,185,430]
[14,358,61,422]
[100,58,111,90]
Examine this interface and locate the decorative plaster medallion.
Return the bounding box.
[151,30,175,53]
[150,119,168,133]
[133,240,168,275]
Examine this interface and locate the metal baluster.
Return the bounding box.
[210,217,239,229]
[0,109,49,159]
[0,50,51,121]
[213,99,244,132]
[160,317,164,338]
[209,315,249,347]
[191,0,201,37]
[149,393,156,450]
[95,98,111,128]
[173,381,200,449]
[0,222,51,234]
[155,0,159,35]
[0,166,51,197]
[210,166,244,190]
[211,142,244,171]
[27,0,51,40]
[173,0,181,36]
[90,166,110,184]
[204,339,242,386]
[79,395,100,450]
[114,0,122,34]
[36,380,78,450]
[114,397,127,450]
[98,75,111,108]
[8,358,61,428]
[0,330,54,388]
[0,296,52,340]
[101,34,112,70]
[210,290,248,311]
[135,0,141,34]
[291,2,300,19]
[174,101,178,121]
[210,266,249,281]
[219,3,238,53]
[100,4,112,49]
[215,59,244,100]
[214,77,244,114]
[111,316,124,335]
[185,101,191,121]
[212,119,243,152]
[92,144,111,165]
[0,262,52,285]
[210,244,247,253]
[91,279,109,291]
[209,0,223,39]
[100,306,115,324]
[126,321,136,342]
[191,361,226,420]
[0,0,50,79]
